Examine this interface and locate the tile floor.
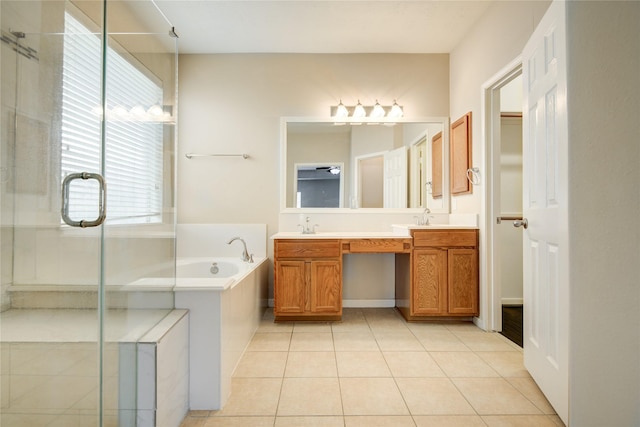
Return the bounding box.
[179,308,565,427]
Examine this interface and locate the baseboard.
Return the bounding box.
[501,298,523,306]
[343,299,395,308]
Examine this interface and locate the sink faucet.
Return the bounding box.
[227,237,253,262]
[298,216,319,234]
[414,207,432,225]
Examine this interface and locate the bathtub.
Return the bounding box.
[174,257,265,290]
[173,255,269,410]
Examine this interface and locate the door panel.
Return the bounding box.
[522,0,569,423]
[383,146,408,208]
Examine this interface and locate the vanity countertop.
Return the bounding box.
[271,225,478,240]
[271,231,404,239]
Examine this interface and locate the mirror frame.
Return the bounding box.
[280,116,450,214]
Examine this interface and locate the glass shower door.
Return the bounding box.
[1,1,105,425]
[1,1,178,426]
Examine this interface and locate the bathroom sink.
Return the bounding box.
[391,223,472,236]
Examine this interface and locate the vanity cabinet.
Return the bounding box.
[398,229,479,320]
[274,239,342,321]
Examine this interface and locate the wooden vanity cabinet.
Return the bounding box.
[274,239,342,321]
[399,229,479,320]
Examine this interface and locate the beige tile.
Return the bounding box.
[257,320,294,333]
[188,410,211,417]
[293,322,333,333]
[275,415,345,426]
[234,351,288,378]
[289,332,334,351]
[395,378,476,415]
[548,415,566,426]
[285,352,337,377]
[203,416,275,426]
[452,332,518,352]
[413,331,470,352]
[331,320,371,333]
[336,351,391,377]
[179,415,207,427]
[345,415,417,427]
[9,375,96,410]
[506,377,556,414]
[367,321,410,335]
[383,352,446,378]
[213,378,282,416]
[340,377,409,415]
[333,309,368,331]
[413,415,488,427]
[444,322,483,332]
[406,322,449,333]
[333,331,379,351]
[277,378,342,416]
[247,332,291,352]
[0,413,59,427]
[482,415,560,427]
[453,378,542,415]
[46,414,100,427]
[373,331,424,351]
[430,352,499,377]
[477,352,530,378]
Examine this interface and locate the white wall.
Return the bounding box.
[449,1,550,214]
[449,0,550,328]
[178,54,450,301]
[450,0,640,424]
[565,2,640,425]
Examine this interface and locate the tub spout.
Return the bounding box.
[227,237,252,262]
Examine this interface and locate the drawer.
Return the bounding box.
[412,230,477,247]
[345,238,411,253]
[275,239,341,258]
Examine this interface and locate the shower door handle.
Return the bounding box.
[61,172,107,227]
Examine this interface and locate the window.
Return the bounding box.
[61,12,164,225]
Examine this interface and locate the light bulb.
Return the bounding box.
[352,101,366,118]
[334,100,349,118]
[388,100,403,118]
[370,101,386,118]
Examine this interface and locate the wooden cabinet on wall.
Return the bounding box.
[274,239,342,321]
[397,229,479,320]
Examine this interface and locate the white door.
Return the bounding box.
[383,146,408,208]
[522,0,569,424]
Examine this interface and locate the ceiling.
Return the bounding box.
[154,1,495,54]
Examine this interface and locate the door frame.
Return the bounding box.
[480,56,522,332]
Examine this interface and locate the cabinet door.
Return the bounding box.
[448,249,479,315]
[412,249,448,315]
[274,260,306,314]
[310,260,342,314]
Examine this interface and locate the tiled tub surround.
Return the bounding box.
[0,309,189,427]
[174,224,269,410]
[179,308,563,427]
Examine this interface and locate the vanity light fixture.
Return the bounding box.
[330,99,404,124]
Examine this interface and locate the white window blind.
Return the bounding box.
[61,13,163,225]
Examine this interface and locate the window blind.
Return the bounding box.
[61,13,163,225]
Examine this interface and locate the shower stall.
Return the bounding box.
[1,0,180,425]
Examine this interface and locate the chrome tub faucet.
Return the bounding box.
[227,237,253,262]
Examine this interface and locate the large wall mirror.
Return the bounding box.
[281,117,450,213]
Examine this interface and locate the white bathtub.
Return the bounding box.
[174,255,269,410]
[175,257,264,290]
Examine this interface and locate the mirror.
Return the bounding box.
[282,118,450,212]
